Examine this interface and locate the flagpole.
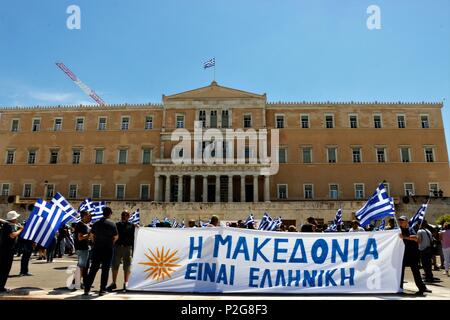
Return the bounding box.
[213,59,216,81]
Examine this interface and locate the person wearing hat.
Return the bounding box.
[0,211,24,293]
[398,215,431,295]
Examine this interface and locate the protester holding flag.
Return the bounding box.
[0,211,24,293]
[74,211,92,289]
[107,211,135,292]
[398,215,431,295]
[83,207,118,296]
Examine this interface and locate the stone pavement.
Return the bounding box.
[1,255,449,300]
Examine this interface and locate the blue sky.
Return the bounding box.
[0,0,449,155]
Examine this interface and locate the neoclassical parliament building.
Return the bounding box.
[0,82,449,223]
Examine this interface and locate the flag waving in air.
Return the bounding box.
[355,182,395,227]
[129,209,140,225]
[21,193,78,248]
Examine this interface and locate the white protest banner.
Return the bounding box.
[128,227,404,293]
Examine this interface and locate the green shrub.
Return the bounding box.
[435,214,450,225]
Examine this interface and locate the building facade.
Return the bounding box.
[0,81,449,223]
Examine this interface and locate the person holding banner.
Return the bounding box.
[398,216,431,295]
[0,211,24,293]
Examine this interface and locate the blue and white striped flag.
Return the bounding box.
[378,219,386,231]
[325,208,343,232]
[150,217,159,227]
[129,209,140,225]
[244,213,254,226]
[258,212,282,231]
[90,201,106,223]
[21,193,78,248]
[258,212,271,230]
[409,203,428,227]
[203,58,215,69]
[355,183,395,227]
[172,218,178,228]
[78,198,95,213]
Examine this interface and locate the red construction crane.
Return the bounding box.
[55,62,106,106]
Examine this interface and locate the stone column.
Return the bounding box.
[253,175,259,202]
[165,174,171,202]
[264,175,270,202]
[202,175,208,202]
[190,175,195,202]
[240,175,246,202]
[215,175,221,202]
[154,174,160,202]
[178,175,183,202]
[228,175,233,202]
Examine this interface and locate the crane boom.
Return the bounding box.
[55,62,106,106]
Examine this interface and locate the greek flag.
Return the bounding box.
[78,198,95,213]
[325,208,343,232]
[258,212,282,231]
[129,209,140,225]
[150,217,159,227]
[378,219,386,231]
[409,203,428,227]
[90,201,106,223]
[203,58,215,69]
[172,218,178,228]
[243,213,254,226]
[355,183,395,227]
[21,193,78,248]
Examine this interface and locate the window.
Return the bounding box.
[54,118,63,131]
[243,114,252,128]
[68,184,77,198]
[327,147,337,163]
[376,148,386,163]
[142,148,152,164]
[373,115,382,128]
[23,184,32,198]
[352,148,361,163]
[210,110,217,128]
[28,150,37,164]
[1,184,10,196]
[176,115,185,128]
[404,183,415,196]
[276,114,285,128]
[397,115,406,128]
[118,149,128,164]
[145,116,153,130]
[222,110,229,128]
[400,147,411,163]
[121,117,130,130]
[421,115,429,128]
[279,148,287,163]
[75,118,84,131]
[329,184,339,199]
[45,184,55,198]
[301,115,309,128]
[425,147,434,162]
[72,149,81,164]
[95,149,104,164]
[6,150,15,164]
[11,119,19,132]
[32,118,41,132]
[116,184,126,199]
[355,184,365,199]
[98,117,107,130]
[92,184,101,199]
[140,184,150,200]
[50,150,59,164]
[429,183,439,197]
[302,147,312,163]
[304,184,314,199]
[325,115,334,128]
[277,184,288,199]
[349,115,358,128]
[384,183,390,197]
[199,110,206,127]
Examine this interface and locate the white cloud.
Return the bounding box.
[28,91,76,103]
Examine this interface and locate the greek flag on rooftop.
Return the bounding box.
[355,183,395,227]
[129,209,140,225]
[409,203,428,227]
[21,193,78,248]
[203,58,215,69]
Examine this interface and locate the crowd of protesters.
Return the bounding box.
[1,210,449,296]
